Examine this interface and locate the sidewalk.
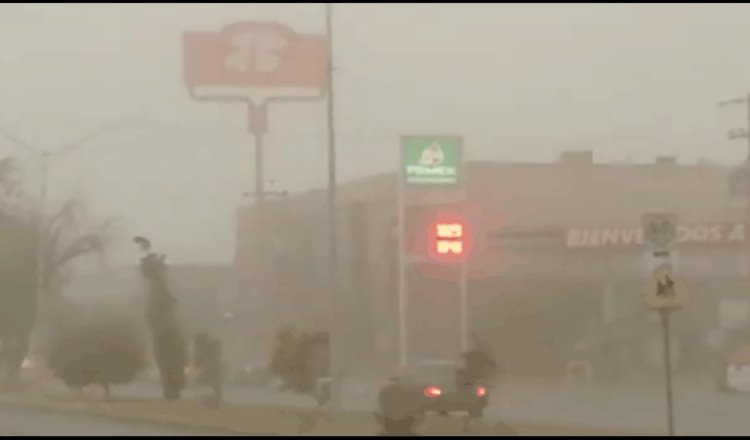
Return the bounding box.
[493,376,750,436]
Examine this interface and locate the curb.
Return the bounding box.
[0,397,270,436]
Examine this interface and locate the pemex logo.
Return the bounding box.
[419,142,445,167]
[403,136,460,185]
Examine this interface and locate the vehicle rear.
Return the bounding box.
[410,360,490,417]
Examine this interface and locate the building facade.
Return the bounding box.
[235,153,750,379]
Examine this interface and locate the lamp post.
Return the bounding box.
[0,118,146,296]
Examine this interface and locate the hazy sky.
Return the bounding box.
[1,3,750,265]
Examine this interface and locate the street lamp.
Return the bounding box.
[0,117,148,296]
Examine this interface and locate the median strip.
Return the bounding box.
[0,390,654,436]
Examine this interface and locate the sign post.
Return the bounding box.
[660,307,675,437]
[398,135,463,368]
[459,259,469,352]
[182,20,332,398]
[641,212,686,437]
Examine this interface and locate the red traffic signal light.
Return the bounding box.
[427,213,473,263]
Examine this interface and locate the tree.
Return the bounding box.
[0,156,114,388]
[134,236,188,400]
[269,324,329,401]
[46,309,147,401]
[0,157,38,387]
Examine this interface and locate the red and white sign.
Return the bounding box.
[183,21,329,94]
[566,222,748,249]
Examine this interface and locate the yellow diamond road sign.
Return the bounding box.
[642,266,688,310]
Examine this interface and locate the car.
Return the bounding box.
[20,357,53,385]
[375,359,490,434]
[409,359,489,418]
[228,363,276,388]
[314,376,331,406]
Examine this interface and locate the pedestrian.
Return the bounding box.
[192,333,224,407]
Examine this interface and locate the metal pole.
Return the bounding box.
[252,125,266,315]
[745,93,750,219]
[0,120,135,303]
[459,259,469,353]
[744,96,750,325]
[396,167,408,370]
[660,309,675,436]
[35,153,49,295]
[325,2,343,407]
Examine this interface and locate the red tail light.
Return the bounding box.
[475,385,487,397]
[423,386,442,398]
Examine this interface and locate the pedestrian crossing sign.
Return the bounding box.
[642,265,688,310]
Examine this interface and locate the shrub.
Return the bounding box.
[269,324,329,396]
[46,313,146,401]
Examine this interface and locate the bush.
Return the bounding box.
[46,313,147,401]
[269,324,329,396]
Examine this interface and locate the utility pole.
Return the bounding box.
[324,2,342,408]
[0,118,140,298]
[718,94,750,392]
[745,94,750,214]
[36,152,49,294]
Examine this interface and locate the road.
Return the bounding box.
[23,374,750,436]
[0,404,217,436]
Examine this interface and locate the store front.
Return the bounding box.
[233,159,750,380]
[450,220,750,380]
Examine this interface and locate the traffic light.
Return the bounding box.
[427,213,473,263]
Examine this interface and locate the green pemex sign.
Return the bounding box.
[402,135,463,185]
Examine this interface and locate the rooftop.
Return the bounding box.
[263,155,740,230]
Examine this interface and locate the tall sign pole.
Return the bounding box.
[399,135,463,367]
[396,146,408,369]
[183,20,329,362]
[641,212,688,437]
[323,2,343,408]
[460,259,469,352]
[250,105,267,309]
